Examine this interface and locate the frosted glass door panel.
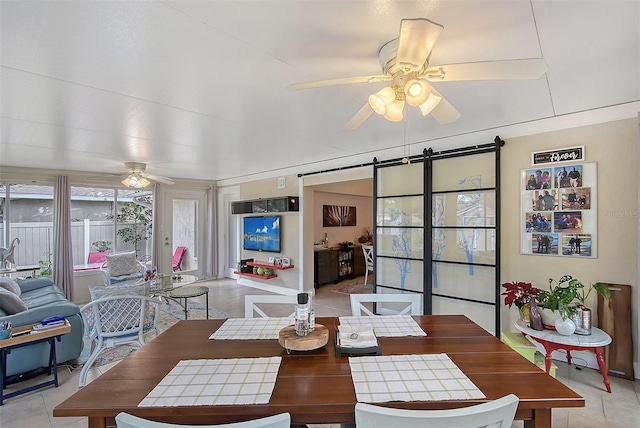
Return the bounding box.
[376,228,424,259]
[432,152,495,191]
[377,196,424,227]
[432,228,495,264]
[432,296,494,334]
[431,263,495,303]
[377,163,423,196]
[432,192,496,227]
[376,258,423,292]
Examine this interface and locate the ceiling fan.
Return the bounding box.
[120,162,174,188]
[288,18,548,131]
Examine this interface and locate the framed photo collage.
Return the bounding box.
[521,158,597,258]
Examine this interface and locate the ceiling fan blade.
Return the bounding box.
[140,172,174,185]
[288,75,390,91]
[396,18,444,73]
[342,103,374,132]
[424,59,548,82]
[428,88,461,125]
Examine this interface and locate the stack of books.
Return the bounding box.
[33,316,66,331]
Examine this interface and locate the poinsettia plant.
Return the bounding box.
[501,281,541,309]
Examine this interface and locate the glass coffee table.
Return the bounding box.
[167,285,209,320]
[149,275,208,320]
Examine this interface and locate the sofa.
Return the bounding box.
[0,277,84,377]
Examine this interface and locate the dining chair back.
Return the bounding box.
[79,294,160,388]
[115,412,291,428]
[244,294,298,318]
[362,244,374,285]
[350,293,422,316]
[354,394,519,428]
[172,246,187,272]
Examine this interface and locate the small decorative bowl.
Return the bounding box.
[0,329,12,340]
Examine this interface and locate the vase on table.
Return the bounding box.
[529,299,544,331]
[518,303,531,323]
[554,317,576,336]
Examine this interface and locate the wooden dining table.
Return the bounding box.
[53,316,584,428]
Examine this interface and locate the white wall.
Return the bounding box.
[500,118,639,372]
[233,174,301,294]
[314,191,373,246]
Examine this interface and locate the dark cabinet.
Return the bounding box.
[314,249,338,287]
[353,245,365,277]
[314,245,364,288]
[232,197,299,214]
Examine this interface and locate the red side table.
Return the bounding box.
[515,319,612,392]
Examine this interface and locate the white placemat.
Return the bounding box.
[349,353,485,403]
[138,357,281,407]
[209,317,293,340]
[339,315,427,337]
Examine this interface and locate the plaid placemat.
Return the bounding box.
[138,357,281,407]
[339,315,426,337]
[349,354,485,403]
[209,317,293,340]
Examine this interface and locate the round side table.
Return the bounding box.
[167,285,209,320]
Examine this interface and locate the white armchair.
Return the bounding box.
[79,294,160,388]
[99,251,146,286]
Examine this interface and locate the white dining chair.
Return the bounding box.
[79,294,160,388]
[350,293,422,316]
[115,412,291,428]
[244,294,298,318]
[361,244,374,285]
[354,394,519,428]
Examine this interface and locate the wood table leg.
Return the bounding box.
[87,416,107,428]
[525,408,551,428]
[595,346,611,393]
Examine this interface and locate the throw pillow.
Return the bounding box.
[0,287,28,314]
[0,277,21,296]
[106,251,139,277]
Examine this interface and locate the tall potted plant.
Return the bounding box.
[108,200,152,257]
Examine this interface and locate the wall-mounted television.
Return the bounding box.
[243,215,281,253]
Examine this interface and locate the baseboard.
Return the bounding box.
[236,276,299,295]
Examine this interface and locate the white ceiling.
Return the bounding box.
[1,1,638,185]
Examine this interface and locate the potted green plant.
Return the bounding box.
[536,275,583,323]
[576,281,611,305]
[91,240,112,252]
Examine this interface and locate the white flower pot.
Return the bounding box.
[540,307,561,326]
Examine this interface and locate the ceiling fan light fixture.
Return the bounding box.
[122,174,151,189]
[404,79,431,106]
[383,98,405,122]
[418,92,442,116]
[368,86,396,115]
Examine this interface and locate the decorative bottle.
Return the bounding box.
[295,293,309,336]
[529,298,544,331]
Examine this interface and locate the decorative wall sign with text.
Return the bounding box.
[532,146,584,165]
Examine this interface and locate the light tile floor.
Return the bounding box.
[1,277,638,428]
